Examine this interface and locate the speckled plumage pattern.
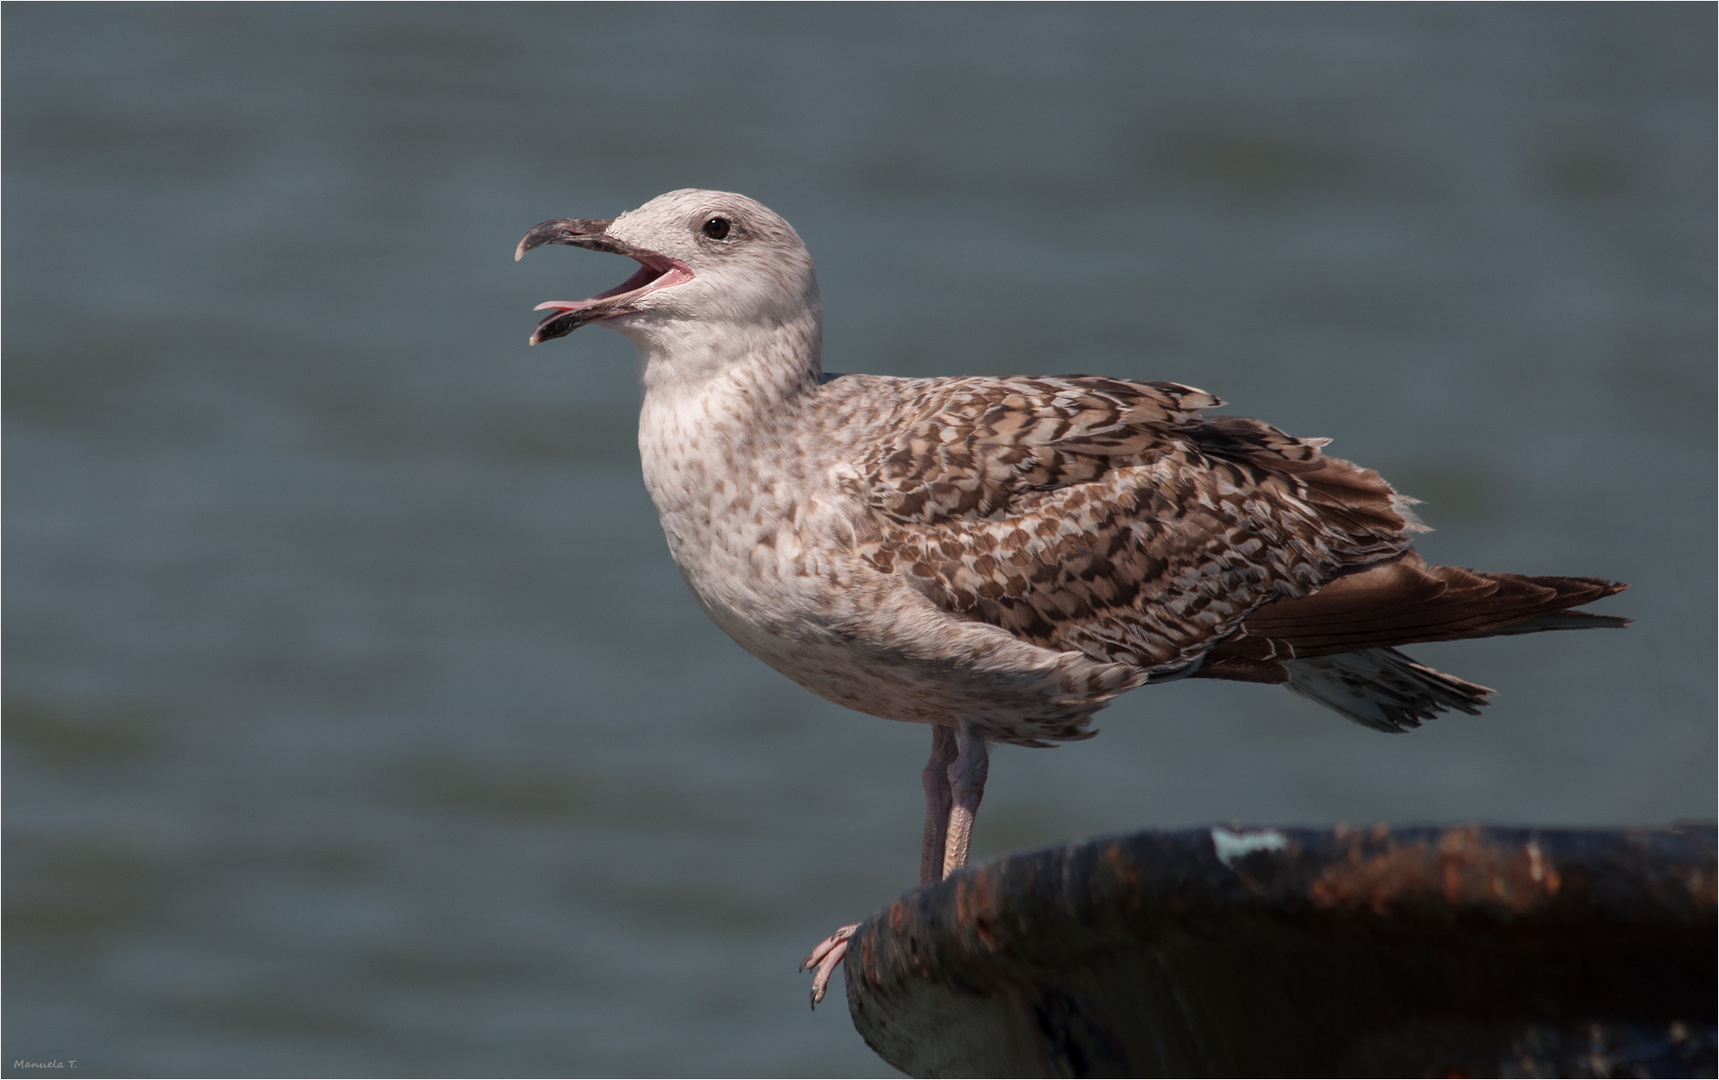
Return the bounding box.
[516,189,1627,1005]
[847,377,1414,678]
[630,353,1621,748]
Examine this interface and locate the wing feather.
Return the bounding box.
[853,376,1415,673]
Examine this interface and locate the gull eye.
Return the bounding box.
[702,216,731,240]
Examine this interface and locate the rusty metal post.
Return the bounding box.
[843,825,1716,1078]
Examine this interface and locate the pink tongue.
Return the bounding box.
[529,261,684,317]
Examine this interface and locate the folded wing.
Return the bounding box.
[854,376,1425,674]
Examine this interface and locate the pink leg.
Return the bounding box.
[941,720,990,878]
[801,725,965,1008]
[920,725,959,886]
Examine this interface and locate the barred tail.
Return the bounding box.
[1284,648,1491,733]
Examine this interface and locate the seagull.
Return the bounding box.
[515,189,1628,1007]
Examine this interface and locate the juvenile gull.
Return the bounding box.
[515,189,1627,1007]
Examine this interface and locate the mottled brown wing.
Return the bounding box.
[855,376,1418,674]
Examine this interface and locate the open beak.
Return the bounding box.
[515,218,694,345]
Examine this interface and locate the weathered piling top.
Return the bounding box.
[844,824,1716,1078]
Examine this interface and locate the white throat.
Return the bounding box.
[622,302,823,401]
[627,299,824,528]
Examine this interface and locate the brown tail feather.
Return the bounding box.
[1194,549,1627,709]
[1195,551,1625,730]
[1221,551,1627,660]
[1469,609,1631,636]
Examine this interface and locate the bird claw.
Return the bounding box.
[800,923,858,1008]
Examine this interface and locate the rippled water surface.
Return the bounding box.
[6,6,1714,1076]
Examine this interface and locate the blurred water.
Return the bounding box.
[4,6,1713,1077]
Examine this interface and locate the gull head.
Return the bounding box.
[516,189,818,348]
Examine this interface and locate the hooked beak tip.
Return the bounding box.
[516,218,622,261]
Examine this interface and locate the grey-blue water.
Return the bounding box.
[5,6,1713,1077]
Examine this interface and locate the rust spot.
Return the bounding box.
[1101,841,1141,888]
[954,868,1008,952]
[888,901,908,930]
[1310,825,1559,917]
[1675,865,1717,907]
[1524,840,1561,896]
[857,926,876,983]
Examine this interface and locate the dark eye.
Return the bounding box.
[702,216,731,240]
